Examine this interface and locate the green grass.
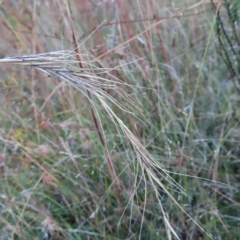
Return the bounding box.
[0,0,240,239]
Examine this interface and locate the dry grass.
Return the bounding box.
[0,0,239,240]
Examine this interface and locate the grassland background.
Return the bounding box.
[0,0,239,240]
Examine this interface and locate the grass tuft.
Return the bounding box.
[0,1,240,239]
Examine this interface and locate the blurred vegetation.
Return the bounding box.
[0,0,239,240]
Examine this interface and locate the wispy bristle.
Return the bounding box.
[0,50,211,240]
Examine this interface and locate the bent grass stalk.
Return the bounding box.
[0,50,211,240]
